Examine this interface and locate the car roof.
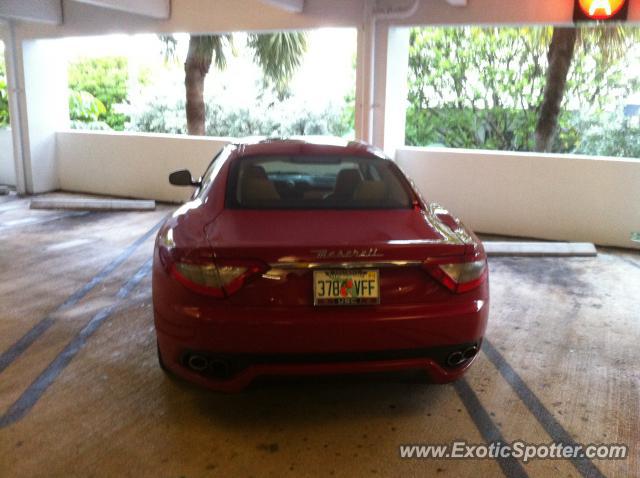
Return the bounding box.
[229,136,388,160]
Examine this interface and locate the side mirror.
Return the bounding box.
[169,169,200,187]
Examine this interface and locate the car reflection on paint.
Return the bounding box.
[152,138,489,392]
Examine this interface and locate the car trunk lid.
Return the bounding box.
[205,209,469,306]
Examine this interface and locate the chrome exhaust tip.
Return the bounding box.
[463,345,478,360]
[446,351,465,367]
[187,354,209,372]
[446,344,479,368]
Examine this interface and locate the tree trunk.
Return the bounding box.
[184,36,212,136]
[535,27,578,152]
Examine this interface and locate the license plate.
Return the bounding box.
[313,270,379,306]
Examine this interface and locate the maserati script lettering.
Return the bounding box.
[311,248,384,259]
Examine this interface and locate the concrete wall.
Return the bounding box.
[396,147,640,250]
[56,131,640,249]
[19,39,70,193]
[0,128,15,186]
[56,130,231,202]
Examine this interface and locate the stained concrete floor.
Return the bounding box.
[0,192,638,478]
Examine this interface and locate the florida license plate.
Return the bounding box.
[313,270,380,306]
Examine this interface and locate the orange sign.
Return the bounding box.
[578,0,626,19]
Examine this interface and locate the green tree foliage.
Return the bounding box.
[332,88,355,138]
[68,57,129,130]
[332,53,357,139]
[246,32,308,100]
[68,90,106,122]
[180,32,307,135]
[0,53,9,128]
[407,26,640,157]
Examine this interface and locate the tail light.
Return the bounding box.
[170,258,265,298]
[425,259,487,293]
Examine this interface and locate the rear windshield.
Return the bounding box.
[225,155,414,210]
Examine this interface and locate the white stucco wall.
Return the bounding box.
[396,147,640,250]
[0,128,15,186]
[56,131,640,249]
[20,39,69,193]
[56,130,231,202]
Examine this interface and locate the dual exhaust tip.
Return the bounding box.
[186,353,231,378]
[446,345,479,368]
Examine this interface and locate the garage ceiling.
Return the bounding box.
[0,0,172,24]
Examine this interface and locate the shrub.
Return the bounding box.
[127,95,187,135]
[127,92,352,139]
[572,111,640,158]
[70,120,112,131]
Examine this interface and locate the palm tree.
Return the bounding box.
[167,32,307,136]
[535,25,629,152]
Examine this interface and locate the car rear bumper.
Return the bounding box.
[154,298,488,392]
[157,340,479,392]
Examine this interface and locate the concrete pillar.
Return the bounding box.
[9,34,69,194]
[0,25,16,187]
[357,2,412,155]
[382,27,410,157]
[354,0,375,144]
[370,21,387,149]
[369,23,411,156]
[3,21,26,193]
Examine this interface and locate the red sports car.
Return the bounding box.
[153,138,488,392]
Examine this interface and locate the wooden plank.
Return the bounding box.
[30,197,156,211]
[484,241,597,257]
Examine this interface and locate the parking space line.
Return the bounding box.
[0,202,29,214]
[0,217,163,376]
[0,259,153,428]
[454,378,529,478]
[619,256,640,270]
[0,211,91,229]
[482,339,606,478]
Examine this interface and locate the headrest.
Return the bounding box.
[244,165,269,181]
[353,181,386,201]
[333,169,361,197]
[241,178,280,204]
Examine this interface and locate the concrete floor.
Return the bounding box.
[0,193,638,478]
